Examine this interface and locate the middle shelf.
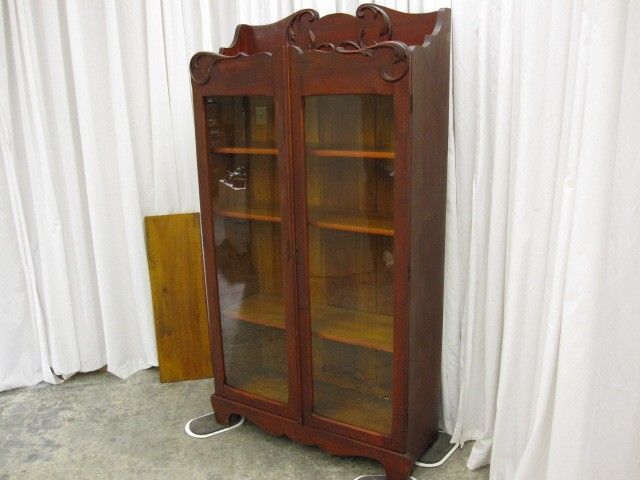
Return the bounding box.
[222,293,393,353]
[214,204,393,236]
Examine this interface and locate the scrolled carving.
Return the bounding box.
[192,6,406,84]
[288,5,393,51]
[189,51,248,84]
[286,9,320,49]
[321,40,410,83]
[355,4,393,47]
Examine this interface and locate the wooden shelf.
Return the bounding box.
[214,204,393,235]
[222,294,393,353]
[308,148,395,159]
[230,370,391,434]
[309,206,394,237]
[210,146,278,155]
[214,204,281,223]
[312,304,393,353]
[210,147,393,159]
[229,372,289,404]
[222,294,285,330]
[314,382,392,434]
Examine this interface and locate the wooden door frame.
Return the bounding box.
[191,51,302,421]
[287,44,412,453]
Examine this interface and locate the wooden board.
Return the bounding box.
[145,213,213,382]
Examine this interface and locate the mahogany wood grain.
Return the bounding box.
[406,11,451,459]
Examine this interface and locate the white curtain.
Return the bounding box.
[448,1,640,478]
[2,1,639,479]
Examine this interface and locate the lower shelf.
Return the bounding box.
[228,373,392,434]
[229,372,289,404]
[314,382,392,435]
[222,293,393,352]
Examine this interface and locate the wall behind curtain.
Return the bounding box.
[2,1,639,479]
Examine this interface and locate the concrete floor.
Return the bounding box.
[0,369,489,480]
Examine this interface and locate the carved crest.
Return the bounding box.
[189,51,248,85]
[191,5,411,84]
[316,41,409,83]
[286,9,320,49]
[355,4,393,47]
[286,4,407,83]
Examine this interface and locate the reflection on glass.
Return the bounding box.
[305,95,395,434]
[206,95,288,404]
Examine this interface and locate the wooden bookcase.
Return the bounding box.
[190,6,450,479]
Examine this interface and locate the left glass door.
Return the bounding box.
[205,95,288,405]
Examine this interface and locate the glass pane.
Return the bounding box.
[206,96,288,404]
[305,95,394,434]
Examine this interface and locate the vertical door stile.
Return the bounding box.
[287,46,316,428]
[275,45,302,421]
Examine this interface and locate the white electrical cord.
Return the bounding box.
[414,442,459,468]
[184,412,245,439]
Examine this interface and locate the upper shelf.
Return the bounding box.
[210,147,277,155]
[214,204,281,223]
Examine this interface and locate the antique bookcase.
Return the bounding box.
[190,5,450,479]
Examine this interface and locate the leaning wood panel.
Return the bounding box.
[145,213,213,382]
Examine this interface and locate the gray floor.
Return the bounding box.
[0,369,489,480]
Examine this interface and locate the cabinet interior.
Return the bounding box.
[206,94,396,434]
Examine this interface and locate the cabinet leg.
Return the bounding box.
[382,456,414,480]
[213,409,228,426]
[211,394,233,426]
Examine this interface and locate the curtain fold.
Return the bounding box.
[1,1,639,479]
[448,0,640,478]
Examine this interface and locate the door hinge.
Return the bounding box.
[410,94,413,113]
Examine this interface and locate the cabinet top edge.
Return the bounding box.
[210,5,449,57]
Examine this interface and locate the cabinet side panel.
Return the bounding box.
[407,10,451,458]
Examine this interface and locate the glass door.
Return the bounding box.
[205,95,288,405]
[303,95,395,435]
